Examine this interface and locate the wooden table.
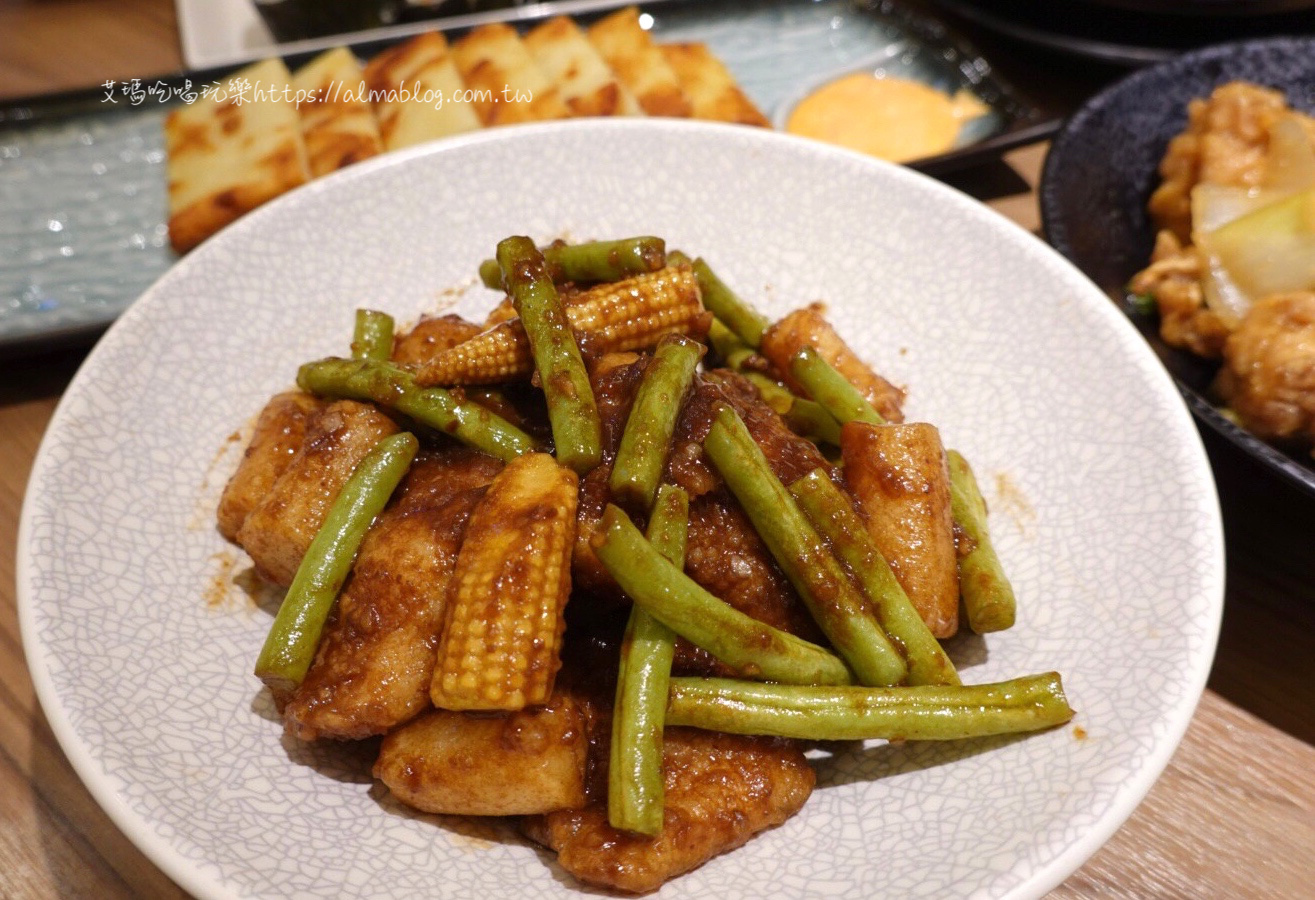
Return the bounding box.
[2,2,1313,897]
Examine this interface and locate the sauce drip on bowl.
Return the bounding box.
[786,73,989,163]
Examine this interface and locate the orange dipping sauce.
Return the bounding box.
[786,73,989,163]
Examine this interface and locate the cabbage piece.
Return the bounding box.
[1191,186,1285,323]
[1191,116,1315,321]
[1206,187,1315,302]
[1192,184,1287,234]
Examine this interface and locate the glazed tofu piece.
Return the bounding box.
[290,46,384,177]
[217,391,325,541]
[570,353,657,605]
[524,728,814,894]
[389,313,482,371]
[660,42,768,126]
[758,303,906,423]
[587,7,692,118]
[363,31,482,150]
[524,16,642,117]
[374,689,590,816]
[451,23,570,126]
[235,399,399,586]
[282,450,503,740]
[841,421,959,637]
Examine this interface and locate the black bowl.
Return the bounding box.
[1039,37,1315,498]
[930,0,1315,67]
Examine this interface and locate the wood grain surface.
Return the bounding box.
[2,2,1314,897]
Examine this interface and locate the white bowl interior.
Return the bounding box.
[19,119,1222,900]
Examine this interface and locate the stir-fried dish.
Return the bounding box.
[1131,82,1315,451]
[217,235,1071,893]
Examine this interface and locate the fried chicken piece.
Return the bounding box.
[1129,229,1232,359]
[281,449,502,740]
[1149,82,1308,241]
[666,368,834,500]
[375,688,591,816]
[236,400,399,586]
[1217,291,1315,445]
[217,391,324,541]
[675,491,824,676]
[523,728,814,894]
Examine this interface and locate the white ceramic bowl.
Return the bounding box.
[19,119,1223,899]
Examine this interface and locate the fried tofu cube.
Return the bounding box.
[759,302,906,423]
[165,57,310,253]
[363,31,482,150]
[524,729,814,893]
[660,42,768,126]
[451,23,570,125]
[290,46,384,177]
[524,16,643,117]
[588,7,692,118]
[217,391,325,541]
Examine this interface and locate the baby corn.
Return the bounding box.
[416,264,707,385]
[431,453,577,711]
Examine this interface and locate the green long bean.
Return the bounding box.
[666,673,1073,741]
[609,335,705,511]
[789,346,884,426]
[254,431,418,693]
[296,356,539,462]
[497,235,602,473]
[478,236,666,289]
[609,484,687,835]
[707,319,839,444]
[789,349,1018,631]
[948,450,1017,633]
[703,406,907,686]
[783,397,843,446]
[706,317,755,371]
[594,504,852,686]
[692,259,769,349]
[790,469,959,686]
[350,309,394,361]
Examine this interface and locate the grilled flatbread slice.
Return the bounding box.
[524,16,642,118]
[165,57,310,253]
[660,42,769,126]
[363,31,482,150]
[452,23,570,126]
[291,46,383,177]
[587,7,691,118]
